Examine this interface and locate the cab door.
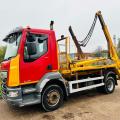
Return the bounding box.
[19,31,52,84]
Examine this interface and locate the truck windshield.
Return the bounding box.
[4,32,22,60]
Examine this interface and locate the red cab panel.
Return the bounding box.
[19,29,58,84]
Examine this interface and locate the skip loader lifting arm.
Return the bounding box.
[60,11,120,76]
[69,26,85,59]
[96,11,119,61]
[96,11,120,76]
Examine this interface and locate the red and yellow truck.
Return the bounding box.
[1,11,120,111]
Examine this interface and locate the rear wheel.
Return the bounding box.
[97,76,115,94]
[103,77,115,94]
[42,85,64,112]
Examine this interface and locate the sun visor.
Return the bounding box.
[3,27,23,42]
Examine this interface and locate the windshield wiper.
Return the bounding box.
[3,56,15,62]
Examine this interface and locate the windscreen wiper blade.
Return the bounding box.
[3,56,15,62]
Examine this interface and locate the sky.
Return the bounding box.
[0,0,120,52]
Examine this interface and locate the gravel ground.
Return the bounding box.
[0,81,120,120]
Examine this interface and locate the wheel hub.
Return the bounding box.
[107,79,114,91]
[47,90,60,106]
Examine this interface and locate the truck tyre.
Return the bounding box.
[42,85,64,112]
[103,76,115,94]
[97,76,115,94]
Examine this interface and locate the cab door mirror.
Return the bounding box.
[26,42,37,55]
[26,34,37,55]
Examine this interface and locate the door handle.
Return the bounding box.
[47,64,52,70]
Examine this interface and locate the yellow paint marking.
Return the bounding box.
[8,55,20,87]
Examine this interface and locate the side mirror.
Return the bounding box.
[26,42,37,55]
[26,33,37,56]
[38,36,48,43]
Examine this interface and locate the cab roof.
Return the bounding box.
[3,26,55,42]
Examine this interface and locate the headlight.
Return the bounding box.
[7,91,19,97]
[1,71,7,80]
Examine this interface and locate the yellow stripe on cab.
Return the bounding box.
[8,55,20,87]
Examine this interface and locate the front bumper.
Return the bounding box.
[1,85,41,107]
[1,71,41,107]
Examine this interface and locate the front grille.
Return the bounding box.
[1,78,7,100]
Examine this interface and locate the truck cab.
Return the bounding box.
[1,27,64,110]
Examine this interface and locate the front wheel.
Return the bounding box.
[42,85,64,112]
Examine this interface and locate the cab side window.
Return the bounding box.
[24,33,48,62]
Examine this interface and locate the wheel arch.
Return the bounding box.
[103,69,117,85]
[42,79,68,99]
[36,72,68,99]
